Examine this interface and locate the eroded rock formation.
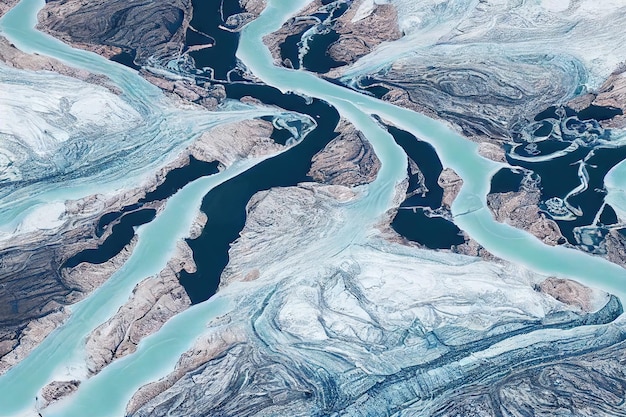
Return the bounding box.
[488,189,564,247]
[308,119,380,187]
[127,183,624,417]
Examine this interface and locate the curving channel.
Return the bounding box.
[0,0,625,416]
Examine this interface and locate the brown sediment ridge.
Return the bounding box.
[537,276,610,313]
[33,0,267,110]
[40,212,207,405]
[0,36,120,93]
[0,114,288,376]
[308,118,381,187]
[487,189,564,247]
[568,64,626,129]
[264,0,402,72]
[0,0,19,18]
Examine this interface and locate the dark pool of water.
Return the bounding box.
[260,115,297,145]
[534,104,622,123]
[507,146,587,201]
[179,83,340,304]
[142,157,220,203]
[506,137,626,244]
[513,139,573,158]
[490,168,524,194]
[533,106,576,121]
[280,29,309,69]
[578,105,623,121]
[278,2,348,73]
[96,156,219,237]
[358,77,390,99]
[379,124,465,249]
[110,50,140,71]
[393,209,465,249]
[385,124,443,209]
[533,121,552,137]
[600,204,618,226]
[186,0,243,80]
[301,29,345,73]
[64,209,156,268]
[66,156,218,270]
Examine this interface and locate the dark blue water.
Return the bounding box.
[393,208,465,249]
[380,124,464,249]
[533,106,575,121]
[110,50,140,71]
[513,140,573,158]
[533,121,552,137]
[96,156,219,237]
[141,157,219,203]
[578,105,623,121]
[490,168,524,194]
[186,0,243,79]
[504,105,626,245]
[278,2,349,73]
[64,209,156,268]
[600,204,619,226]
[66,156,220,270]
[385,124,443,209]
[179,83,340,304]
[533,104,622,123]
[358,77,390,99]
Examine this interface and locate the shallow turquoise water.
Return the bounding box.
[0,0,624,415]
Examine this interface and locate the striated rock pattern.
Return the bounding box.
[265,0,402,73]
[308,119,380,187]
[40,380,80,407]
[336,0,626,142]
[488,189,564,247]
[603,229,626,269]
[438,168,463,210]
[128,184,624,417]
[419,334,626,417]
[0,115,281,375]
[0,36,118,91]
[37,0,191,63]
[84,239,192,374]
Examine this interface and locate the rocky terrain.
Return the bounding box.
[0,81,291,375]
[35,0,267,108]
[264,0,401,71]
[83,213,205,376]
[0,0,19,17]
[308,119,380,187]
[127,182,624,417]
[1,0,625,416]
[37,0,192,62]
[488,189,565,247]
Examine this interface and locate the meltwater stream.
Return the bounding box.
[235,0,626,298]
[0,0,287,229]
[0,0,625,416]
[0,0,316,415]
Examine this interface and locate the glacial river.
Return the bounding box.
[0,0,625,416]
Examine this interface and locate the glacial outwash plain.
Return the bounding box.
[1,0,626,415]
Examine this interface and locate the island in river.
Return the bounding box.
[1,0,626,416]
